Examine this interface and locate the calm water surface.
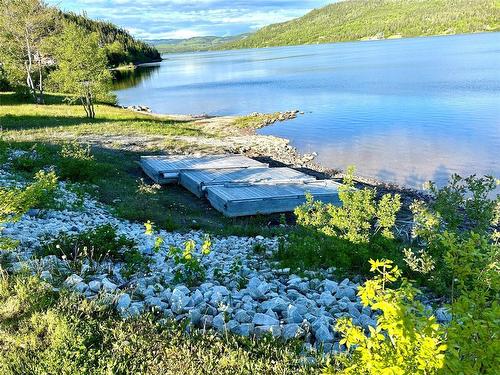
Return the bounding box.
[114,33,500,189]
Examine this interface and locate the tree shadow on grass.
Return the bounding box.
[0,112,195,132]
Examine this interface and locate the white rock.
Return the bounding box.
[116,293,131,311]
[88,280,102,293]
[255,325,282,337]
[101,278,117,292]
[170,287,190,314]
[64,274,83,287]
[283,323,303,340]
[315,325,334,343]
[252,312,279,326]
[435,307,452,323]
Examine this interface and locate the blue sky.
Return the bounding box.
[47,0,335,40]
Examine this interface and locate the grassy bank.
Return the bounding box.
[0,92,292,236]
[0,272,321,375]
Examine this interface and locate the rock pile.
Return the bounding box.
[0,164,380,354]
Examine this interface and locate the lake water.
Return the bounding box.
[114,33,500,189]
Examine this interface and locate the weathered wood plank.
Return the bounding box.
[205,181,342,217]
[140,155,266,184]
[179,167,316,197]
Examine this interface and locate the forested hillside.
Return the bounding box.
[221,0,500,49]
[63,12,161,66]
[150,35,247,54]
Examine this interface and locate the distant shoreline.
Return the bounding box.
[156,30,499,55]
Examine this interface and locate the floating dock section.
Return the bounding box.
[140,155,266,184]
[205,181,341,217]
[140,155,341,217]
[179,167,316,198]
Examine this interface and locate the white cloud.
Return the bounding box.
[47,0,334,39]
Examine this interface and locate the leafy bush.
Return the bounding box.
[57,141,100,182]
[278,167,402,276]
[38,224,136,262]
[121,248,151,278]
[409,174,499,296]
[168,237,212,286]
[0,170,58,225]
[0,273,318,375]
[295,167,401,244]
[325,259,447,375]
[442,244,499,374]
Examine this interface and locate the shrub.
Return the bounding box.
[295,167,401,244]
[409,174,499,296]
[57,141,99,182]
[121,248,151,278]
[38,224,136,262]
[168,237,212,286]
[325,259,447,375]
[0,170,58,225]
[278,167,402,276]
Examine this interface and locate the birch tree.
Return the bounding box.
[0,0,56,103]
[50,22,112,118]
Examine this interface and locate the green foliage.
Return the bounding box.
[0,170,58,225]
[167,237,212,286]
[295,167,401,244]
[276,228,401,276]
[62,11,161,66]
[49,22,114,118]
[58,141,99,181]
[279,167,402,276]
[405,174,499,373]
[410,174,499,296]
[0,273,316,374]
[0,0,57,102]
[325,259,447,375]
[0,167,58,251]
[221,0,500,50]
[151,35,248,54]
[121,249,151,278]
[38,224,136,262]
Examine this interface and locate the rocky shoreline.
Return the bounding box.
[123,106,430,209]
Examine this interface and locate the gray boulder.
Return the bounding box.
[252,312,279,326]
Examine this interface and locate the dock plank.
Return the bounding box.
[205,181,341,217]
[140,155,266,184]
[179,167,316,197]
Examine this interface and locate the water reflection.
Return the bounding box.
[113,33,500,190]
[112,64,161,90]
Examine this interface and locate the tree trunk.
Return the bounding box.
[24,28,36,102]
[80,96,90,117]
[36,58,44,104]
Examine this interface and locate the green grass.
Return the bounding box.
[0,92,203,137]
[221,0,500,50]
[233,113,283,129]
[0,272,323,374]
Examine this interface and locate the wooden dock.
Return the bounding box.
[140,155,266,184]
[140,155,341,217]
[179,167,316,197]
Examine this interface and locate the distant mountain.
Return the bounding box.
[219,0,500,50]
[148,35,248,54]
